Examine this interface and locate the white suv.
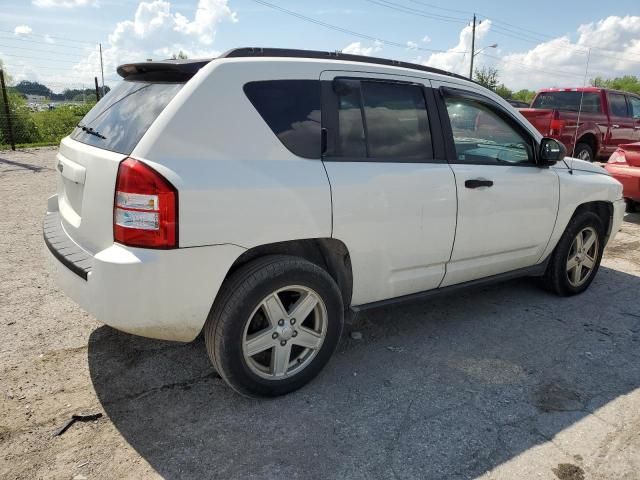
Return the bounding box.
[45,48,625,396]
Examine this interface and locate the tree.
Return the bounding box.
[474,66,499,91]
[512,89,536,103]
[590,75,640,95]
[171,51,188,60]
[495,84,513,100]
[14,80,52,98]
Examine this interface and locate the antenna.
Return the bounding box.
[569,47,592,172]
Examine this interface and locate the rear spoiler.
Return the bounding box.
[116,59,212,81]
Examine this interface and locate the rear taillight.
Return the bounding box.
[114,158,178,249]
[549,111,565,136]
[607,150,628,165]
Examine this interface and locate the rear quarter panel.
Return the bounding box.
[132,59,332,249]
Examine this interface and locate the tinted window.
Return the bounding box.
[445,97,532,164]
[532,91,602,113]
[335,79,367,157]
[333,80,432,160]
[244,80,321,159]
[628,96,640,119]
[361,82,431,159]
[609,93,630,117]
[70,80,183,154]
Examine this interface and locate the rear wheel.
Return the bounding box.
[626,199,639,213]
[204,255,344,397]
[574,143,594,162]
[540,211,605,296]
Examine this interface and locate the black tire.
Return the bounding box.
[204,255,344,397]
[626,199,639,213]
[541,210,605,296]
[573,142,594,162]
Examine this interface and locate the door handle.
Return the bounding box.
[465,179,494,189]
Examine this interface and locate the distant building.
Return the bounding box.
[25,94,47,103]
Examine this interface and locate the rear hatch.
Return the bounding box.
[55,61,205,253]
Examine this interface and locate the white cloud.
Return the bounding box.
[418,20,491,75]
[342,40,383,56]
[43,34,54,44]
[422,35,431,44]
[406,40,418,50]
[14,25,33,36]
[499,15,640,90]
[62,0,237,88]
[33,0,97,7]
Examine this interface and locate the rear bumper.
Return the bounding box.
[44,196,245,342]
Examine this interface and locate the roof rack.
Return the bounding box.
[219,47,472,83]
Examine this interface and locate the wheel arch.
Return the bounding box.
[571,200,613,243]
[575,132,599,158]
[225,238,353,309]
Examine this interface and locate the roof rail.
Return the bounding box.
[219,47,472,82]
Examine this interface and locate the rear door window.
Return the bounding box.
[628,96,640,119]
[332,79,432,160]
[608,93,630,117]
[244,80,321,159]
[70,80,184,154]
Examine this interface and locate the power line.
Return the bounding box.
[361,0,467,24]
[0,29,94,46]
[0,43,93,60]
[250,0,466,54]
[0,53,95,66]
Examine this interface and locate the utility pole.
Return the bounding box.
[469,13,476,80]
[94,77,100,102]
[99,43,105,98]
[0,69,15,151]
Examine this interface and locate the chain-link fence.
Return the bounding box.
[0,29,105,150]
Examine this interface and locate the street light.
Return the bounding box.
[469,43,498,79]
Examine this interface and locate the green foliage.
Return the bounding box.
[171,51,189,59]
[511,89,536,103]
[494,84,513,100]
[15,80,53,98]
[1,98,94,148]
[474,66,499,91]
[590,75,640,95]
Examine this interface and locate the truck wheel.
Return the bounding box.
[540,211,605,296]
[204,255,344,397]
[626,199,638,213]
[574,143,594,162]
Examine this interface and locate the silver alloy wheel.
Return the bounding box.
[566,226,599,288]
[577,149,591,161]
[241,285,328,380]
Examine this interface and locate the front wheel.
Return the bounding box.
[573,143,594,162]
[204,255,344,397]
[540,211,605,296]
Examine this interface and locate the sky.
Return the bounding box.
[0,0,639,93]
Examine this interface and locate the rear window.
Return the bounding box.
[70,80,183,154]
[608,93,630,117]
[243,80,321,159]
[531,91,602,113]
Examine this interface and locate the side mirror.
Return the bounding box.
[539,138,566,166]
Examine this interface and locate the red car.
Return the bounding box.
[605,143,640,211]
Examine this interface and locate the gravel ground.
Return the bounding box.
[1,147,640,480]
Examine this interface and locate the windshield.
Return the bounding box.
[531,91,602,113]
[70,79,184,154]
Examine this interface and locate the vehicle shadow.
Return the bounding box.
[624,211,640,225]
[88,266,640,479]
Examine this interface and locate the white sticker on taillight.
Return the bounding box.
[116,192,158,210]
[115,208,159,230]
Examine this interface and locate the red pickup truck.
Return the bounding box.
[519,87,640,161]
